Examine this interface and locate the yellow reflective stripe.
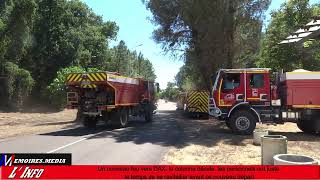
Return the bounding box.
[292,105,320,108]
[186,91,209,113]
[218,79,223,106]
[217,79,233,107]
[67,74,73,81]
[73,74,81,82]
[69,74,78,82]
[82,84,97,88]
[287,72,320,74]
[87,74,95,81]
[90,73,99,81]
[67,74,74,81]
[100,73,107,79]
[247,97,260,100]
[95,73,103,81]
[72,74,78,81]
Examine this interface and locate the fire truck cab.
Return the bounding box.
[209,68,320,135]
[208,68,278,134]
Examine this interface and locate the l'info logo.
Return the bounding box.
[0,153,72,166]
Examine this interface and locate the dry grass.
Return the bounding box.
[0,109,77,139]
[161,114,320,165]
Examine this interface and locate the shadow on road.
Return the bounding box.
[36,121,76,126]
[40,109,320,149]
[40,126,108,136]
[87,110,184,147]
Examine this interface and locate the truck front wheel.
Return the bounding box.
[229,110,256,135]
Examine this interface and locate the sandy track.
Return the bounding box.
[161,112,320,164]
[0,109,77,139]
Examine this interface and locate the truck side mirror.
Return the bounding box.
[155,83,160,93]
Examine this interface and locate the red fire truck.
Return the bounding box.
[65,71,158,128]
[208,68,320,135]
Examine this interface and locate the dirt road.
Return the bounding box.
[0,100,319,164]
[0,101,182,164]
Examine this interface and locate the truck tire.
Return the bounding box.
[83,116,97,129]
[145,104,153,123]
[111,108,129,128]
[297,119,315,134]
[120,108,129,127]
[229,110,256,135]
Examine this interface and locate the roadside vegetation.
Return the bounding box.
[159,82,179,101]
[0,0,156,111]
[145,0,320,94]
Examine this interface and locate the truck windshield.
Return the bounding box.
[212,71,220,91]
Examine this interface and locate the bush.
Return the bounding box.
[0,62,34,110]
[160,82,179,101]
[46,66,102,110]
[46,66,85,110]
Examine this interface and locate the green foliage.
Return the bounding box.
[0,0,156,111]
[257,0,320,71]
[175,64,196,91]
[25,0,120,91]
[0,62,34,110]
[146,0,271,90]
[46,66,85,109]
[0,0,36,64]
[46,66,103,109]
[109,41,156,81]
[160,82,179,101]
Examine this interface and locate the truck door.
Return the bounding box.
[217,73,244,107]
[246,72,270,105]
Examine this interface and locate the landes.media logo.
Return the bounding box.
[0,154,15,166]
[0,153,71,166]
[0,154,44,179]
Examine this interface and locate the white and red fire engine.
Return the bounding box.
[208,68,320,135]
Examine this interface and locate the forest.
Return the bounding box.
[1,0,320,108]
[0,0,156,111]
[147,0,320,100]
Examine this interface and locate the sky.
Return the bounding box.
[82,0,183,89]
[82,0,318,89]
[264,0,318,29]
